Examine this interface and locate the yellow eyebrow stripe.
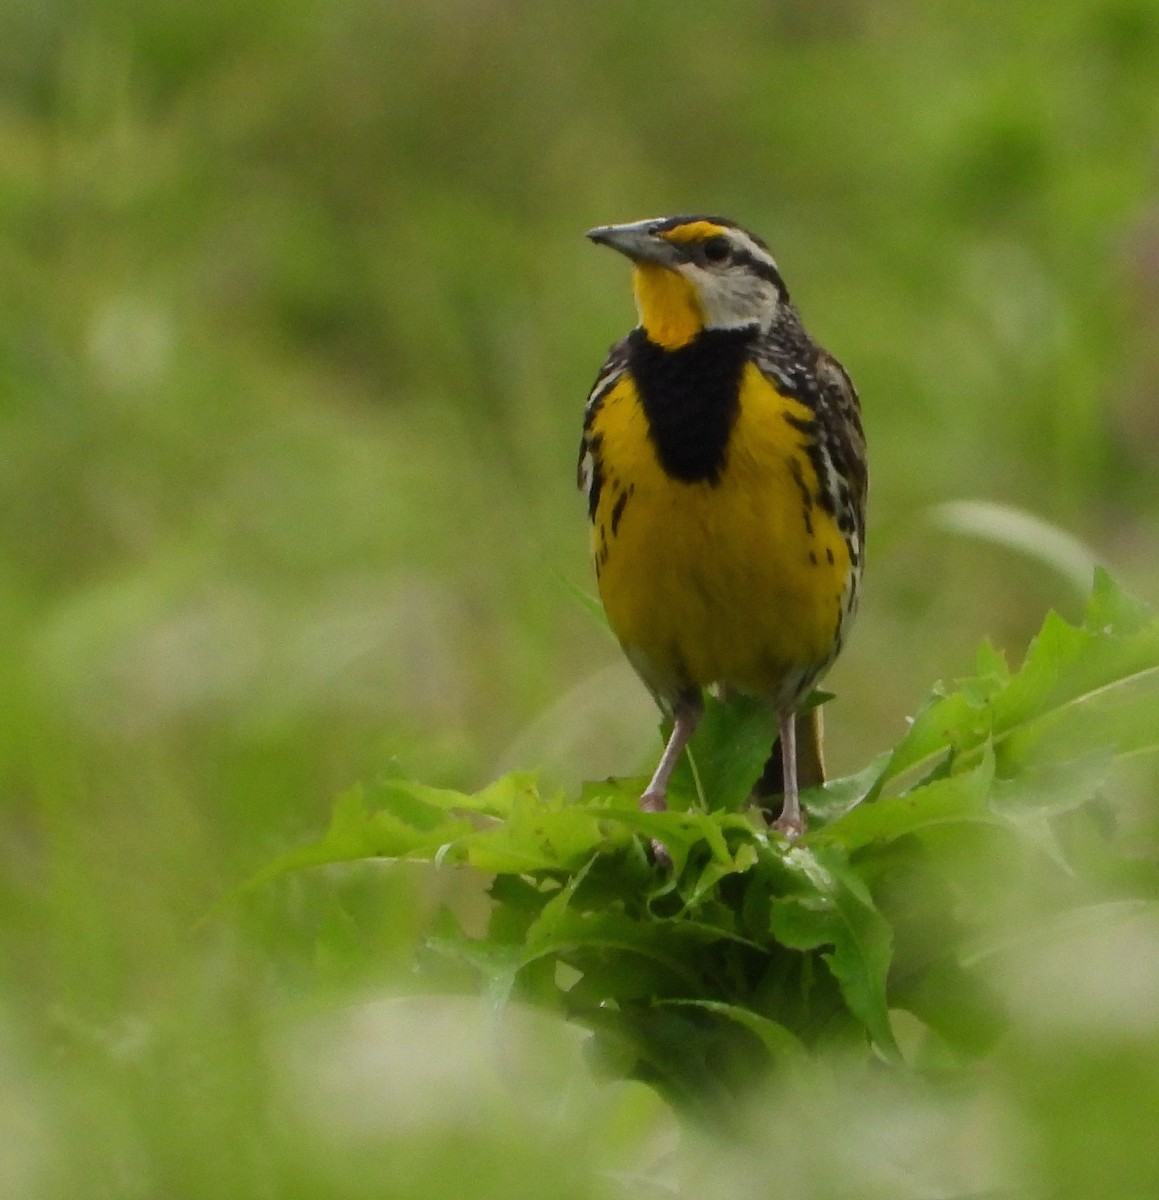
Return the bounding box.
[658,220,728,244]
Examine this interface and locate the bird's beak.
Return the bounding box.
[586,219,682,268]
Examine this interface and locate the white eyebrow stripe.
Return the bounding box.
[730,228,778,270]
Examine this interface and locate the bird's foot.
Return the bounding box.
[770,810,806,843]
[647,838,673,869]
[639,791,667,814]
[639,791,673,869]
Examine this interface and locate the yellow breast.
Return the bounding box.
[590,361,853,706]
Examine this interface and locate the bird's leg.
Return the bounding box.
[752,708,825,822]
[770,708,806,841]
[640,690,702,811]
[639,691,703,867]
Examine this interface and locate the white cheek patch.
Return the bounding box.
[695,269,776,330]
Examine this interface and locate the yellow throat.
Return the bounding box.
[632,263,705,349]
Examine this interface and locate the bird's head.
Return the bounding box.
[587,215,789,349]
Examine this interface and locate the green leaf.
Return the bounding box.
[465,798,612,873]
[670,692,778,812]
[424,932,526,1010]
[683,839,762,907]
[866,688,994,800]
[521,855,598,955]
[770,846,899,1059]
[653,998,808,1066]
[519,908,717,994]
[813,748,998,853]
[1085,565,1154,635]
[988,752,1113,818]
[238,783,476,894]
[870,573,1159,797]
[801,751,893,827]
[243,570,1159,1118]
[973,637,1011,684]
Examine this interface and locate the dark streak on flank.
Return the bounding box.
[803,440,836,515]
[610,489,629,536]
[784,410,839,519]
[788,456,814,537]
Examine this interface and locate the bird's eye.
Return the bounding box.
[702,236,731,264]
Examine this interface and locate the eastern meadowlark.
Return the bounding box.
[579,215,866,848]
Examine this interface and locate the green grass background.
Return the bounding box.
[2,1,1159,1195]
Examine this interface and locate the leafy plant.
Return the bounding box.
[251,570,1159,1124]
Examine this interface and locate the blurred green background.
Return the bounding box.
[2,0,1159,1195]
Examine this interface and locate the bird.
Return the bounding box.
[578,215,866,850]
